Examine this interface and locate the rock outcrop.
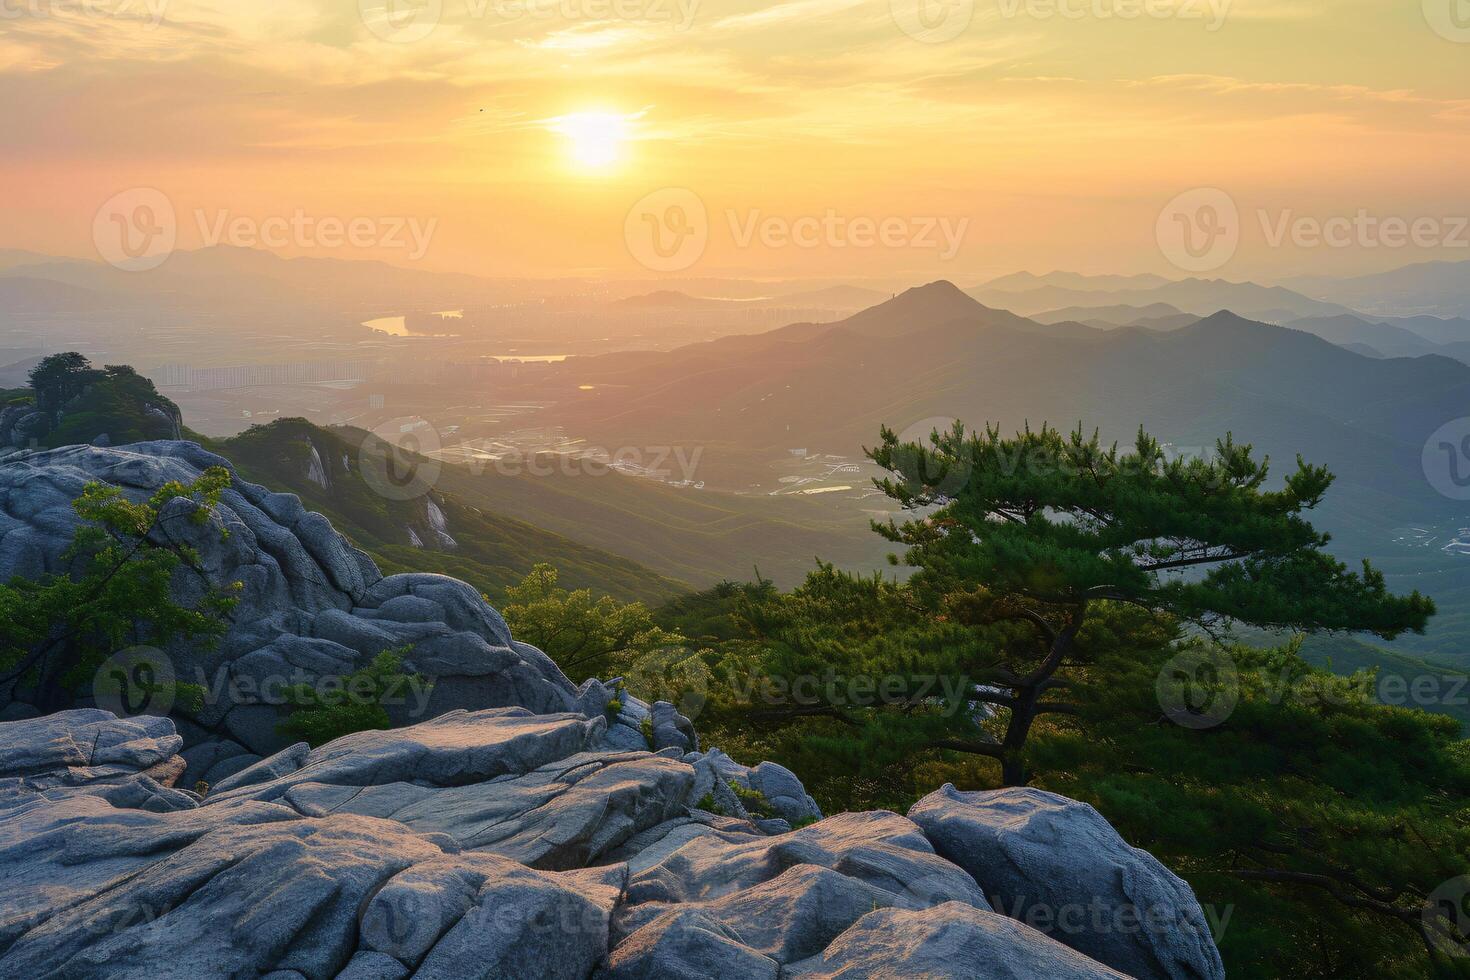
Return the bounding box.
[1,708,1222,978]
[0,442,1227,976]
[0,442,589,759]
[909,784,1226,980]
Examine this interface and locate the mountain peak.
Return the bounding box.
[859,280,982,315]
[826,280,990,338]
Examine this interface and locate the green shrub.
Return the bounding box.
[729,780,776,819]
[277,648,429,746]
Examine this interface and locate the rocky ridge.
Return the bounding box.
[0,442,1226,977]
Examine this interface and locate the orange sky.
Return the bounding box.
[4,0,1470,282]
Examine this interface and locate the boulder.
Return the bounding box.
[0,443,583,747]
[0,708,180,777]
[787,902,1130,979]
[908,784,1225,980]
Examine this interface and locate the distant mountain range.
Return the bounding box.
[969,276,1354,321]
[0,277,119,314]
[1278,314,1470,363]
[0,247,900,320]
[509,281,1470,665]
[978,271,1172,293]
[1031,302,1194,330]
[1286,259,1470,318]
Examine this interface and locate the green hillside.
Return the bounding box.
[210,419,685,605]
[370,433,889,589]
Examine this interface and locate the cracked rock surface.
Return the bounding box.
[0,708,1224,978]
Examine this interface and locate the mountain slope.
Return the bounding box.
[211,420,687,604]
[1282,313,1470,362]
[214,418,883,597]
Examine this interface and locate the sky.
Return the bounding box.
[3,0,1470,282]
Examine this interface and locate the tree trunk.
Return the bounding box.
[998,685,1040,786]
[995,612,1082,787]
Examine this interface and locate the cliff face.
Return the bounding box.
[0,441,605,755]
[0,442,1225,979]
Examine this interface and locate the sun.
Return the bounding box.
[551,111,629,172]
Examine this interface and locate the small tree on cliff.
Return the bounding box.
[28,352,101,418]
[502,563,685,682]
[866,422,1434,785]
[0,469,239,712]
